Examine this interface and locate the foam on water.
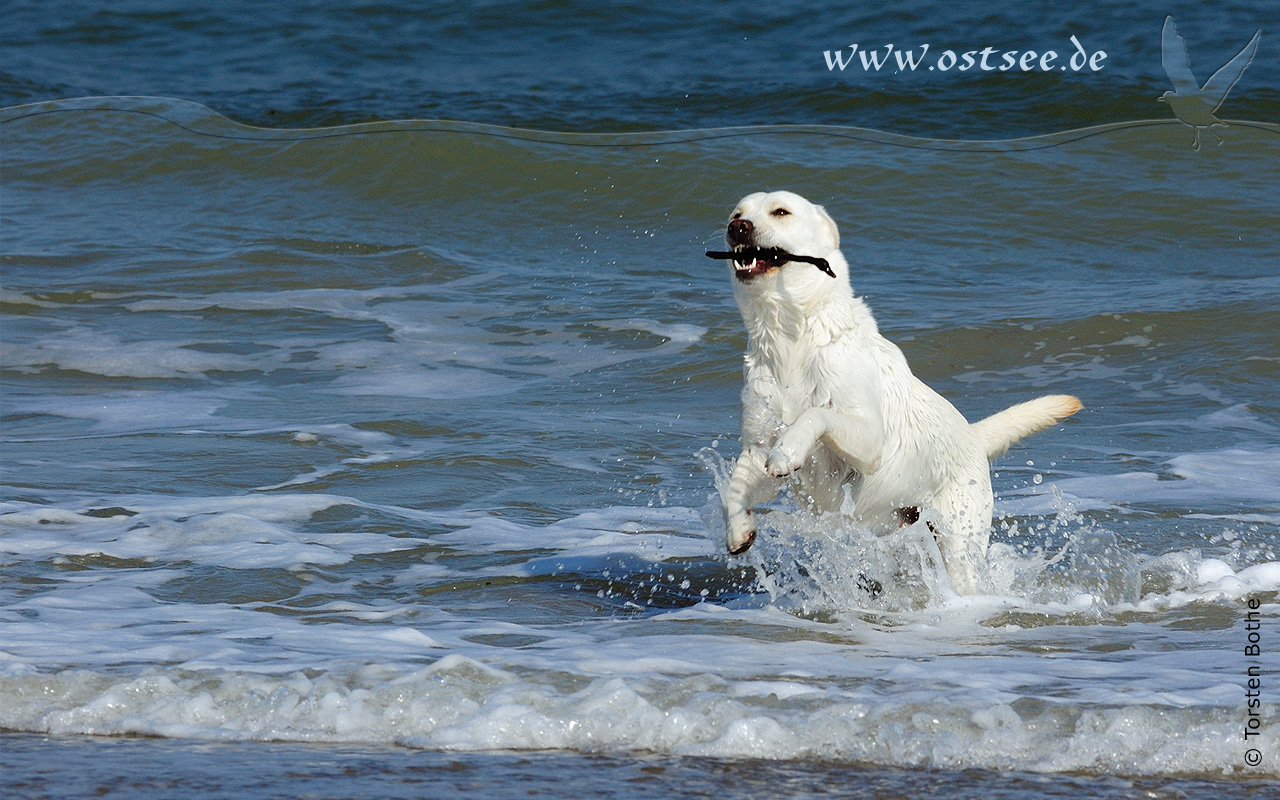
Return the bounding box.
[2,657,1256,775]
[0,619,1271,776]
[3,326,264,379]
[0,494,413,569]
[1002,446,1280,519]
[8,390,234,435]
[1,479,1276,778]
[600,318,708,347]
[3,286,708,404]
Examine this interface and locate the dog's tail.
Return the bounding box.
[971,395,1083,460]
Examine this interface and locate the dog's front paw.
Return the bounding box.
[765,448,800,477]
[767,424,817,477]
[726,513,757,554]
[728,528,756,554]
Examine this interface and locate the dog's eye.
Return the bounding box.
[771,208,790,217]
[731,211,742,220]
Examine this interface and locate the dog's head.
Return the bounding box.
[723,191,842,285]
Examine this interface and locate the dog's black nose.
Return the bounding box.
[727,218,753,245]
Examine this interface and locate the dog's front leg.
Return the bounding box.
[723,445,780,554]
[766,406,884,478]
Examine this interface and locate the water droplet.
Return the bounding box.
[1033,474,1043,485]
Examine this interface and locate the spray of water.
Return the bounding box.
[696,448,1272,623]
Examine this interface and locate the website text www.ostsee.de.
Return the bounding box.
[824,36,1107,74]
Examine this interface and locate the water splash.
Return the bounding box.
[697,448,1279,623]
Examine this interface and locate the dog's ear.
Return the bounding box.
[814,204,839,250]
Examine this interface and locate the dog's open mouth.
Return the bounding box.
[705,247,835,280]
[731,247,786,280]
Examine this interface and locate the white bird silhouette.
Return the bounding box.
[1158,16,1261,150]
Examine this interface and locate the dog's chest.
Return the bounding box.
[747,347,832,427]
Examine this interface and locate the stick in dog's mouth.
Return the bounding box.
[705,247,835,279]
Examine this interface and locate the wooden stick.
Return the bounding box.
[705,248,835,278]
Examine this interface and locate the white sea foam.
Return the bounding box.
[0,493,410,569]
[600,318,708,346]
[6,390,233,434]
[2,326,265,378]
[6,288,708,403]
[999,446,1280,517]
[0,642,1271,777]
[0,289,63,308]
[3,404,1277,779]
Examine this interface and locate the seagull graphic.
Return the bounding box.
[1158,16,1261,150]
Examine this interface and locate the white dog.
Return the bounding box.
[716,190,1081,595]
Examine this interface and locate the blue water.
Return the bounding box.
[2,3,1279,798]
[4,1,1277,135]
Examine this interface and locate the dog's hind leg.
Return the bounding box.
[929,482,993,595]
